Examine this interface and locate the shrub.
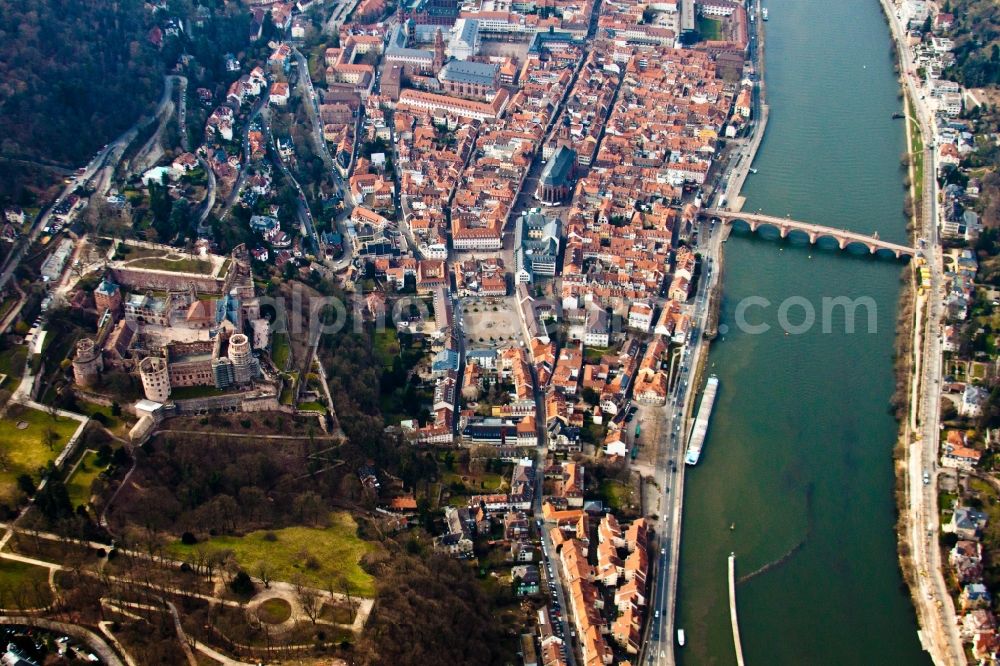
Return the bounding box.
[230,570,255,596]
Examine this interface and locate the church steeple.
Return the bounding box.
[433,28,446,71]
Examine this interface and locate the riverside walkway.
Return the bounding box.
[703,209,916,259]
[729,553,747,666]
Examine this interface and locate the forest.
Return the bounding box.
[356,553,514,665]
[943,0,1000,88]
[0,0,163,202]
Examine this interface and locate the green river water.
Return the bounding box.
[675,0,933,663]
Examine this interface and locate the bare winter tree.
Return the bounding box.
[293,574,321,625]
[253,560,273,589]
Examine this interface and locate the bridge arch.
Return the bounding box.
[872,246,910,261]
[782,228,813,245]
[840,238,879,255]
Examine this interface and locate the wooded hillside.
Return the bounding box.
[0,0,163,201]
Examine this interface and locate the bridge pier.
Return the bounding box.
[809,232,818,244]
[838,238,848,250]
[749,221,759,233]
[779,226,790,239]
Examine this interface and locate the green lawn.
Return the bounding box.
[599,479,635,512]
[969,479,1000,554]
[0,559,52,605]
[584,346,611,364]
[169,385,230,400]
[907,97,925,207]
[166,512,377,596]
[697,15,723,41]
[373,329,401,370]
[66,450,109,509]
[257,597,292,624]
[442,470,504,492]
[297,401,326,413]
[0,406,81,502]
[280,372,298,406]
[320,601,356,624]
[0,347,26,392]
[77,400,124,431]
[272,333,291,369]
[130,256,214,274]
[0,297,16,324]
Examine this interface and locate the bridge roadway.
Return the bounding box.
[703,208,916,259]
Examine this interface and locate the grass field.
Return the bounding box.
[320,601,356,624]
[0,347,26,392]
[280,372,298,406]
[599,479,635,512]
[0,406,81,502]
[907,97,925,208]
[697,15,723,41]
[169,385,229,400]
[66,450,109,509]
[969,478,1000,553]
[443,471,505,493]
[167,512,377,596]
[130,256,214,274]
[272,333,291,369]
[584,346,612,364]
[373,329,400,370]
[257,597,292,624]
[77,400,125,432]
[0,559,51,604]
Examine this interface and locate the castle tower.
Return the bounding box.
[94,279,122,318]
[227,333,253,385]
[72,338,103,387]
[138,356,171,402]
[433,28,446,72]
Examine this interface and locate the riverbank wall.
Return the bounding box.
[877,0,959,662]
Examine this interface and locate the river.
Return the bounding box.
[675,0,932,663]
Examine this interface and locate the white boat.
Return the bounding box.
[677,629,686,646]
[684,375,719,465]
[762,7,769,20]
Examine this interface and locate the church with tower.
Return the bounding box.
[383,18,499,102]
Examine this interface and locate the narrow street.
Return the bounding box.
[291,46,356,269]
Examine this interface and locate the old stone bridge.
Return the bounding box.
[702,209,916,259]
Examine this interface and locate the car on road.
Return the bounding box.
[923,470,930,485]
[661,547,666,555]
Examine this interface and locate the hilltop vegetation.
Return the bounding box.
[943,0,1000,88]
[0,0,163,202]
[357,553,513,666]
